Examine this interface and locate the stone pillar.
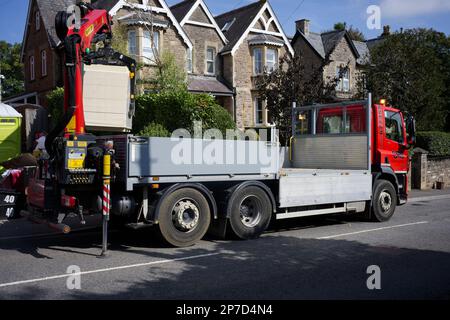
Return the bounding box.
[411,148,428,190]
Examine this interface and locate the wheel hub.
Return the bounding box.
[240,196,262,228]
[172,200,199,232]
[379,191,392,212]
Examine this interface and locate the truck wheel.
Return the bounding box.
[371,180,397,222]
[157,188,211,247]
[228,186,272,240]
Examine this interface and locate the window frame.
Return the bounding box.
[41,50,47,77]
[254,97,264,125]
[265,48,278,73]
[206,46,216,75]
[128,30,137,56]
[253,47,263,75]
[187,48,193,73]
[385,110,405,144]
[30,55,35,81]
[36,11,40,31]
[142,30,159,65]
[336,66,350,92]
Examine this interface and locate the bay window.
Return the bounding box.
[253,48,263,75]
[143,30,159,64]
[266,48,278,73]
[128,30,137,56]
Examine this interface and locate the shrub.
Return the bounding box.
[46,87,64,129]
[138,122,170,138]
[134,90,236,136]
[416,131,450,156]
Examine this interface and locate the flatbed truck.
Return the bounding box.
[22,3,416,249]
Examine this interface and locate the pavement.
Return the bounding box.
[0,189,449,300]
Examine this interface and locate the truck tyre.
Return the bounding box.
[371,179,397,222]
[156,188,211,247]
[228,186,272,240]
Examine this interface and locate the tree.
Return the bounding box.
[361,28,449,131]
[333,22,366,42]
[0,41,24,100]
[256,54,341,145]
[154,51,187,93]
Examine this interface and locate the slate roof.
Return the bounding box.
[248,34,285,47]
[187,75,233,96]
[292,29,360,61]
[215,1,265,53]
[170,0,197,22]
[117,12,169,28]
[35,0,75,48]
[91,0,119,12]
[353,40,370,65]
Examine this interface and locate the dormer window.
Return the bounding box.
[36,11,40,31]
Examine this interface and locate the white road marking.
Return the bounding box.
[0,252,220,289]
[317,221,429,239]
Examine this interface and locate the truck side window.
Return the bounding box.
[385,111,404,144]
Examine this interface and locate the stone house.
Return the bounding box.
[215,1,294,128]
[291,19,370,100]
[170,0,234,115]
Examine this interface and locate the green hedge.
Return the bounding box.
[134,90,236,136]
[138,122,170,138]
[416,131,450,156]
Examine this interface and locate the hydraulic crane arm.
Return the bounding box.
[46,2,136,156]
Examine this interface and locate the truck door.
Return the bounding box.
[381,107,408,173]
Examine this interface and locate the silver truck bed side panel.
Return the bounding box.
[279,169,372,208]
[127,137,279,178]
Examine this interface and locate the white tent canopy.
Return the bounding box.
[0,103,22,118]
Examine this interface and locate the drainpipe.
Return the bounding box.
[233,87,237,123]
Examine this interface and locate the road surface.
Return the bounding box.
[0,192,449,300]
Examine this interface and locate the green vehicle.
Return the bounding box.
[0,103,22,173]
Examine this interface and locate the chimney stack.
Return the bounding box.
[296,19,310,36]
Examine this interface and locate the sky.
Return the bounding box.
[0,0,449,44]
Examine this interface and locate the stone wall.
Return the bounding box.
[411,149,450,189]
[183,24,224,76]
[324,36,358,99]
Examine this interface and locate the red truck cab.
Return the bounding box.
[315,99,415,207]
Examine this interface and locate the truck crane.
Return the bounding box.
[21,3,416,252]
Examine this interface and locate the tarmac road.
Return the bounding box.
[0,190,449,300]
